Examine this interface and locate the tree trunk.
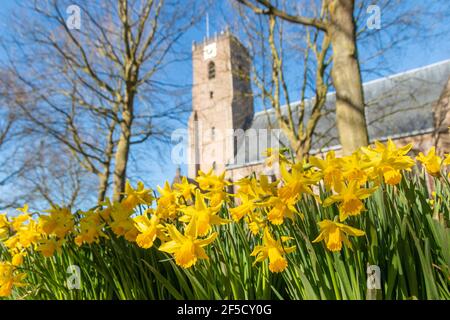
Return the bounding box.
[112,107,132,202]
[328,0,369,154]
[98,106,119,202]
[98,171,109,203]
[98,150,112,203]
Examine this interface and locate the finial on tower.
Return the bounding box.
[206,13,210,38]
[172,166,182,186]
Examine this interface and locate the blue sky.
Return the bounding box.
[1,0,450,204]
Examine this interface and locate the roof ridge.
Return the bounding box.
[253,59,450,118]
[362,59,450,87]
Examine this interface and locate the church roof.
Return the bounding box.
[229,59,450,169]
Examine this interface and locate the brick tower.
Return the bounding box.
[188,31,253,177]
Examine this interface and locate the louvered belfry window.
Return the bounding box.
[208,61,215,80]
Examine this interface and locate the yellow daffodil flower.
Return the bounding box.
[134,212,166,249]
[248,221,261,235]
[179,190,229,236]
[323,180,377,221]
[233,176,256,196]
[443,154,450,166]
[158,220,217,268]
[231,175,278,217]
[257,174,279,197]
[74,211,108,246]
[37,238,64,257]
[11,250,26,266]
[123,227,139,242]
[310,150,344,191]
[39,206,74,239]
[0,261,26,297]
[360,139,414,185]
[312,219,365,252]
[121,181,154,211]
[234,176,259,198]
[229,193,256,222]
[279,163,319,201]
[0,214,9,240]
[444,154,450,178]
[156,182,179,219]
[263,148,288,168]
[5,214,41,255]
[16,219,41,248]
[416,147,442,177]
[173,176,196,202]
[341,152,370,185]
[109,206,139,242]
[205,188,229,207]
[251,228,295,273]
[233,175,277,205]
[260,196,300,225]
[195,169,230,191]
[110,219,138,242]
[3,234,19,251]
[97,198,115,222]
[11,207,31,232]
[246,211,266,236]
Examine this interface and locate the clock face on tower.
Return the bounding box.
[203,42,217,60]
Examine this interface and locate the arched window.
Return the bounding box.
[208,61,215,79]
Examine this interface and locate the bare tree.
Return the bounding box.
[0,69,97,209]
[235,0,369,155]
[0,70,25,209]
[355,0,450,77]
[18,140,97,209]
[0,80,15,159]
[231,1,332,158]
[3,0,204,202]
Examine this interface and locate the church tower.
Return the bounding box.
[188,31,254,177]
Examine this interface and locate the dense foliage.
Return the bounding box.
[1,140,449,299]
